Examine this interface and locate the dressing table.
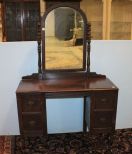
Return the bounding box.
[16,0,118,136]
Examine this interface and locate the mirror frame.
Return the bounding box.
[41,3,88,73]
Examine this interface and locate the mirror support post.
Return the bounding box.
[38,42,42,74]
[86,23,91,73]
[37,22,42,76]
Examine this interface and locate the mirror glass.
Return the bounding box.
[45,7,84,70]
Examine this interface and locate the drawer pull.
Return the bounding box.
[101,98,107,102]
[29,120,36,126]
[100,118,106,122]
[28,101,34,105]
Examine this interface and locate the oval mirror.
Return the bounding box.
[43,6,87,71]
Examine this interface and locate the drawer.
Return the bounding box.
[94,91,117,110]
[18,94,43,112]
[22,114,43,131]
[93,111,114,128]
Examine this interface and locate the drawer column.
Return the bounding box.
[89,90,118,133]
[16,93,47,136]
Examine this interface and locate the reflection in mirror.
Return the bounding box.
[45,7,84,70]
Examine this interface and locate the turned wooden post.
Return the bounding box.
[37,22,42,74]
[86,22,91,73]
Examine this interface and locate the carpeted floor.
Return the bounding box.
[0,136,11,154]
[14,129,132,154]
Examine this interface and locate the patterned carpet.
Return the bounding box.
[14,129,132,154]
[0,136,11,154]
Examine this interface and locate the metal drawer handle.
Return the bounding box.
[29,120,36,126]
[28,101,34,105]
[100,118,106,122]
[101,98,107,102]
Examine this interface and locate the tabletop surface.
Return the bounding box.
[16,77,118,93]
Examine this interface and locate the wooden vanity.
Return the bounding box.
[16,76,118,135]
[16,0,118,136]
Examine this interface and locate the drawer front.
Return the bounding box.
[22,114,43,131]
[94,91,117,110]
[93,111,114,128]
[19,94,43,112]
